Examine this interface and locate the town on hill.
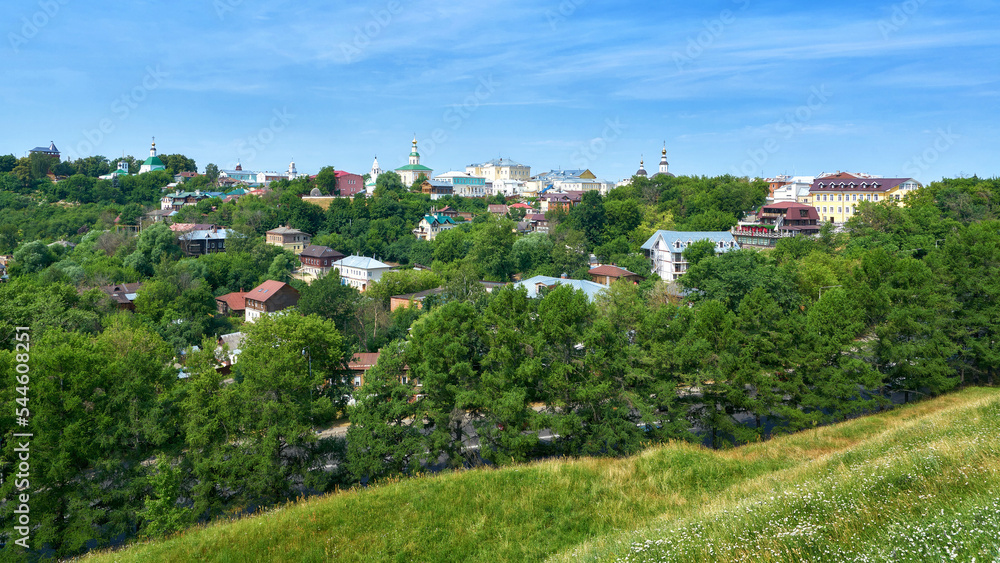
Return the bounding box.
[1,137,998,560]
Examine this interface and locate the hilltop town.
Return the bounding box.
[1,136,997,560]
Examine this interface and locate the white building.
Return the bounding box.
[333,255,394,292]
[555,177,615,195]
[466,158,531,182]
[413,213,458,241]
[641,230,739,281]
[487,179,527,197]
[139,138,166,174]
[433,171,487,198]
[771,176,815,203]
[395,138,433,186]
[365,156,382,195]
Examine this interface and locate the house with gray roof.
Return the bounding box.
[178,226,232,256]
[514,275,607,303]
[642,230,739,281]
[29,142,60,159]
[333,255,394,292]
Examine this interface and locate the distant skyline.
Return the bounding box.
[3,0,998,184]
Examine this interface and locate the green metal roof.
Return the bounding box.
[396,163,432,171]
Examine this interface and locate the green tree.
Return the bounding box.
[314,166,339,195]
[534,284,601,455]
[160,154,197,175]
[408,300,484,468]
[793,287,885,428]
[873,256,959,400]
[367,269,443,305]
[474,286,542,464]
[297,268,360,334]
[204,163,220,187]
[432,226,472,263]
[470,216,516,281]
[932,221,1000,385]
[567,190,606,249]
[0,317,179,558]
[11,240,57,275]
[681,238,716,268]
[346,340,424,481]
[511,231,553,274]
[194,313,348,510]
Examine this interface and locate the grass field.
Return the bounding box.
[84,387,1000,562]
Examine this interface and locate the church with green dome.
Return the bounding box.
[395,137,433,185]
[139,138,167,174]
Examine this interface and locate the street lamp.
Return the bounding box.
[818,285,842,300]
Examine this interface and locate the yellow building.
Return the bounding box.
[265,225,311,254]
[808,173,921,223]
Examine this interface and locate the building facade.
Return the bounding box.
[265,225,311,254]
[298,245,345,277]
[465,158,530,182]
[139,138,166,174]
[413,214,458,241]
[433,171,487,197]
[395,138,433,186]
[641,230,739,281]
[178,226,231,256]
[334,255,394,292]
[244,280,300,323]
[808,173,921,223]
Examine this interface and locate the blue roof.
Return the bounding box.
[514,275,607,302]
[181,228,232,240]
[641,230,739,252]
[335,255,393,270]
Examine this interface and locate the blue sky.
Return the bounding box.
[3,0,998,184]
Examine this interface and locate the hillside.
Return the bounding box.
[85,387,1000,562]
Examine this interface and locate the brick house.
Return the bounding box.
[244,280,300,323]
[298,245,346,277]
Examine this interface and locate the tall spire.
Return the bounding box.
[408,136,420,165]
[150,136,157,158]
[659,142,669,175]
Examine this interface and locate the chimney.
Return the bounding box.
[561,272,568,279]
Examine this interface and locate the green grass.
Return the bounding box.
[84,387,1000,562]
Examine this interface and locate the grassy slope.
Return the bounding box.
[85,387,1000,563]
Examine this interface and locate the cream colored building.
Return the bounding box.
[465,158,530,182]
[808,173,921,224]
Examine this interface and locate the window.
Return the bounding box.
[873,194,878,201]
[838,207,842,212]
